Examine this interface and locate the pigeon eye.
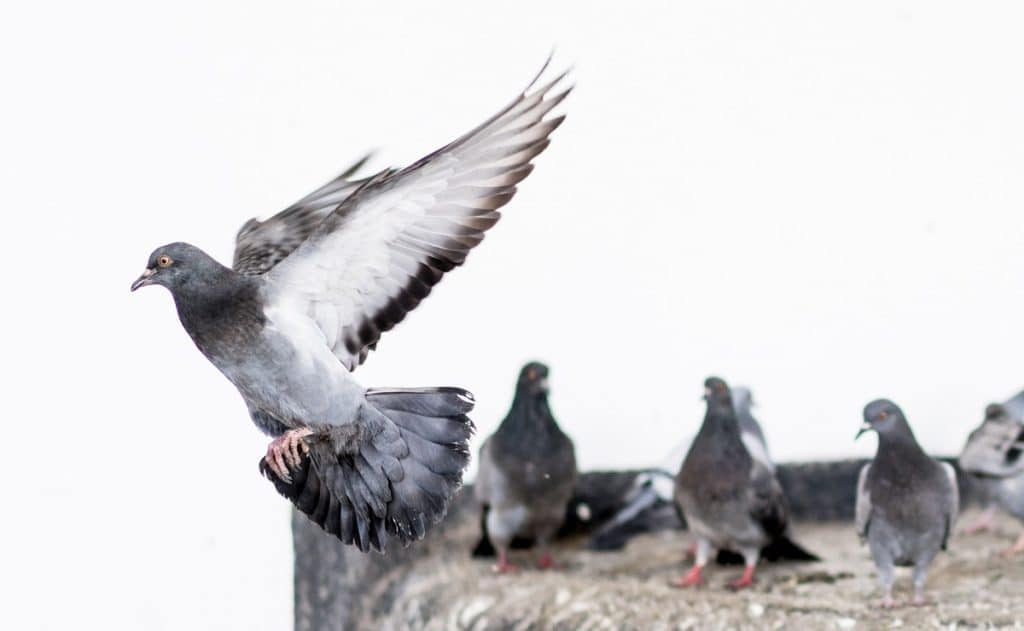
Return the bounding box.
[158,255,173,268]
[879,411,888,420]
[528,369,537,380]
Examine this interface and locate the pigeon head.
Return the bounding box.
[984,403,1009,422]
[517,361,550,398]
[130,242,223,294]
[857,399,911,440]
[732,386,754,411]
[702,376,733,411]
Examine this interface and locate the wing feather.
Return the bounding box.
[855,464,872,540]
[266,61,571,369]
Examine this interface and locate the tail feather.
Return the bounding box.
[262,386,475,553]
[715,534,821,565]
[368,387,475,416]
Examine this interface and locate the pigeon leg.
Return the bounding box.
[493,548,519,574]
[536,538,559,570]
[265,428,313,483]
[683,540,697,561]
[910,562,932,606]
[672,538,711,588]
[730,547,759,590]
[963,504,997,535]
[876,562,898,609]
[1002,531,1024,557]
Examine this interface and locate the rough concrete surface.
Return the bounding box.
[293,466,1023,630]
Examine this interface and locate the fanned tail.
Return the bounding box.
[261,387,475,553]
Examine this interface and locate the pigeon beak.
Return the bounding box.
[131,268,157,292]
[855,422,872,440]
[702,388,712,401]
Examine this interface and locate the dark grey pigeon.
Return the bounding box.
[473,362,577,571]
[130,62,571,552]
[855,399,959,607]
[673,377,815,590]
[958,401,1024,555]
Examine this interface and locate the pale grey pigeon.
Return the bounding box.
[958,399,1024,555]
[855,399,959,607]
[673,377,815,590]
[130,62,571,552]
[473,362,577,571]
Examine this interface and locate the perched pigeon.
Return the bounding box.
[958,400,1024,555]
[473,362,577,572]
[673,377,816,589]
[855,399,959,607]
[130,62,571,552]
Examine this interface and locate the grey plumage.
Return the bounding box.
[958,399,1024,555]
[474,362,577,570]
[131,61,570,551]
[855,399,959,607]
[732,386,772,471]
[673,377,813,589]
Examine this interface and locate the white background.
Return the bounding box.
[3,1,1023,629]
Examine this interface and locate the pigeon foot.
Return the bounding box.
[729,566,756,590]
[963,506,997,535]
[910,592,931,607]
[1002,532,1024,557]
[493,550,519,574]
[671,565,704,588]
[265,428,313,483]
[537,552,559,570]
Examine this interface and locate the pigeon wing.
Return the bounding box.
[939,461,959,549]
[959,417,1024,478]
[855,463,872,540]
[263,61,570,370]
[747,461,788,538]
[232,153,386,275]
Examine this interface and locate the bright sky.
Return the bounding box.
[4,1,1024,629]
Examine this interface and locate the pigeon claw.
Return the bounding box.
[265,428,313,484]
[493,549,519,574]
[729,568,756,591]
[671,565,704,589]
[537,552,559,570]
[1002,532,1024,557]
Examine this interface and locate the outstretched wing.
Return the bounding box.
[855,464,872,540]
[232,153,388,275]
[265,61,571,370]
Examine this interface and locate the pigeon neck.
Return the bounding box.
[874,418,930,464]
[172,265,264,354]
[499,390,558,435]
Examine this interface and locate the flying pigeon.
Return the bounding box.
[673,377,816,590]
[473,362,577,572]
[855,399,959,607]
[130,62,571,552]
[958,400,1024,555]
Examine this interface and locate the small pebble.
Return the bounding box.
[748,603,765,618]
[837,617,857,630]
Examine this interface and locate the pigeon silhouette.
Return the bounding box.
[856,399,959,607]
[959,400,1024,555]
[673,377,815,590]
[473,362,577,572]
[130,61,571,552]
